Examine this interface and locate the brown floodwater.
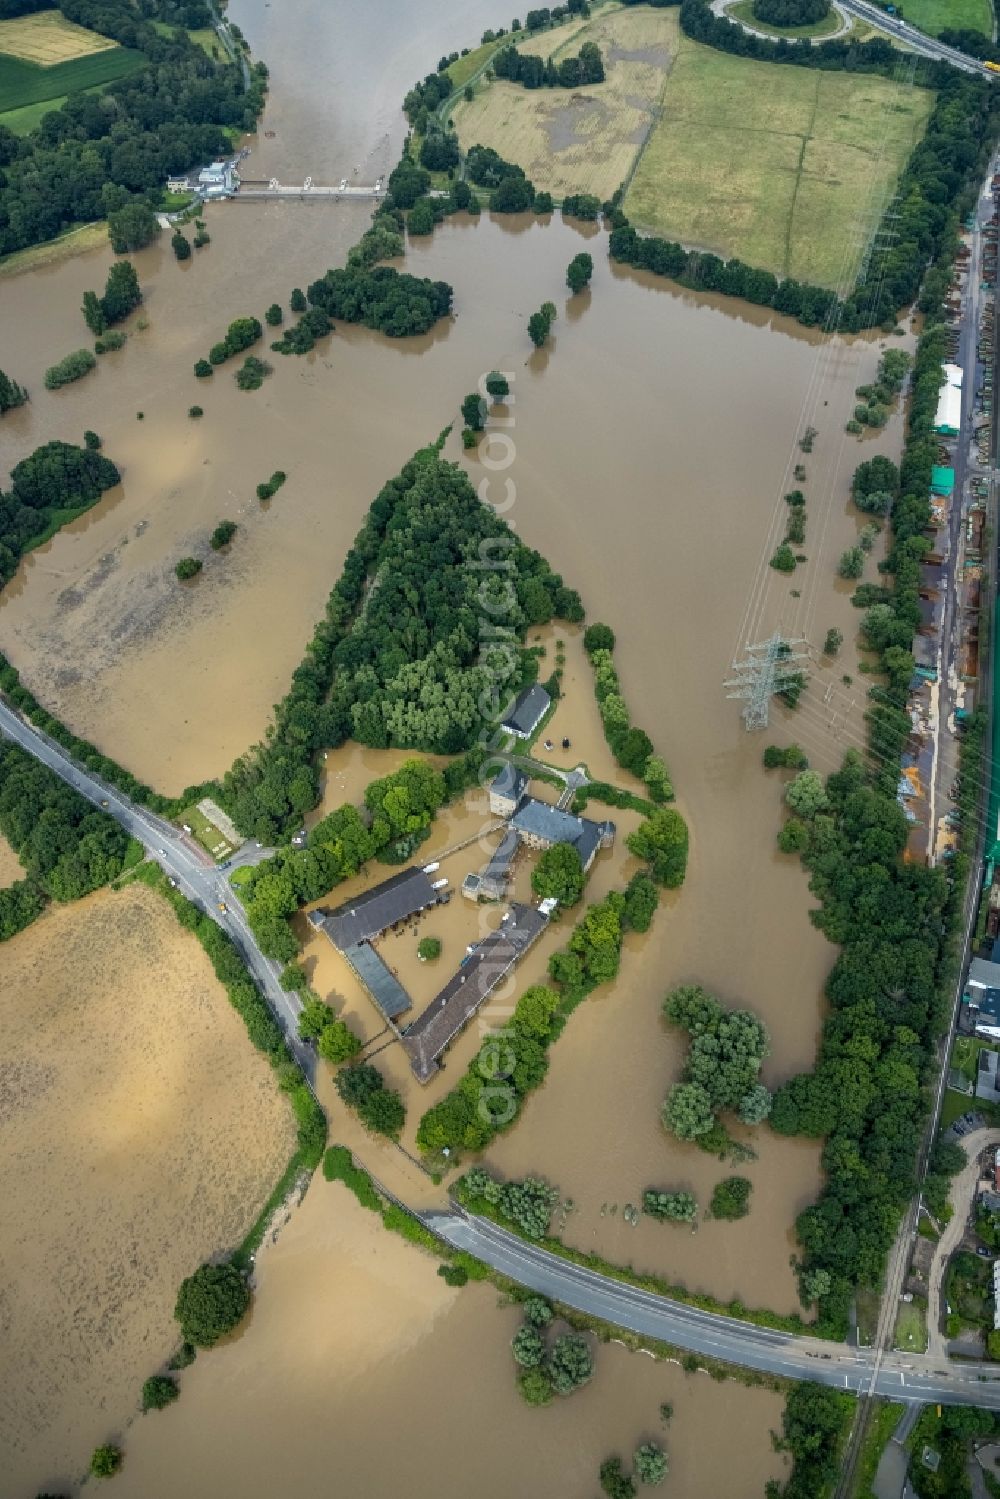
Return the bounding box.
[0,0,922,1475]
[108,1179,788,1499]
[0,884,295,1497]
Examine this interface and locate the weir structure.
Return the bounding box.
[724,633,810,731]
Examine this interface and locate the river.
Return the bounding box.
[0,0,918,1486]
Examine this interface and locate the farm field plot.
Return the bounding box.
[0,831,23,887]
[452,5,678,202]
[901,0,992,35]
[0,882,295,1497]
[0,41,145,118]
[625,40,933,286]
[0,8,115,63]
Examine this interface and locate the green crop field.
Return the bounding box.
[625,38,934,287]
[900,0,993,36]
[0,45,145,115]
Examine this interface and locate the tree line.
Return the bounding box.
[0,0,266,257]
[762,230,980,1331]
[609,5,999,331]
[492,38,604,88]
[0,739,138,940]
[752,0,830,24]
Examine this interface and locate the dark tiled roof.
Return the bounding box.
[510,797,611,866]
[484,827,519,882]
[342,942,413,1021]
[501,685,550,737]
[403,903,548,1082]
[318,866,438,950]
[491,762,528,803]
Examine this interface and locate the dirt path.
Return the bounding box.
[926,1128,1000,1360]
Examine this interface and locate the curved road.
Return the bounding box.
[428,1210,1000,1407]
[0,699,314,1082]
[5,695,1000,1403]
[716,0,990,74]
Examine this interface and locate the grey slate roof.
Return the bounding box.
[403,903,548,1082]
[491,762,528,804]
[484,827,519,882]
[342,942,413,1021]
[318,866,438,950]
[510,796,611,867]
[501,684,550,738]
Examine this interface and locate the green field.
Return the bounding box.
[625,38,934,286]
[899,0,993,37]
[728,0,845,37]
[0,44,145,114]
[893,1298,928,1353]
[151,19,221,57]
[180,804,237,862]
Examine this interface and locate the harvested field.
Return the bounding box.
[0,883,296,1498]
[0,9,116,64]
[0,831,23,887]
[626,41,933,286]
[453,6,678,202]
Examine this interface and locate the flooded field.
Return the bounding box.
[0,883,295,1497]
[0,832,24,886]
[109,1179,789,1499]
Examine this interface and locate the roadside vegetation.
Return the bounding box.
[0,739,140,941]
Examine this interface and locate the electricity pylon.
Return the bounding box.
[725,633,809,731]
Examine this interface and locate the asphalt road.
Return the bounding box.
[826,0,987,71]
[9,697,1000,1403]
[0,700,315,1082]
[428,1211,1000,1406]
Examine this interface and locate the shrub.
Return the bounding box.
[94,330,126,354]
[710,1176,752,1219]
[600,1457,636,1499]
[174,1261,250,1347]
[44,349,97,390]
[290,287,307,312]
[485,370,510,400]
[171,230,191,261]
[188,405,203,418]
[437,1263,468,1286]
[643,1188,698,1223]
[235,355,271,391]
[522,1296,554,1327]
[210,520,237,550]
[265,303,283,326]
[518,1367,554,1404]
[175,557,202,581]
[90,1445,123,1478]
[512,1323,546,1367]
[584,622,615,654]
[823,627,843,656]
[634,1442,668,1486]
[547,1332,593,1393]
[194,359,213,378]
[141,1374,179,1410]
[770,543,796,573]
[418,936,442,960]
[256,470,287,501]
[837,547,864,579]
[83,430,101,449]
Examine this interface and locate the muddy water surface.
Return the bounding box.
[110,1180,788,1499]
[0,883,295,1497]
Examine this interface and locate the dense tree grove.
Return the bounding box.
[206,315,262,366]
[0,740,135,939]
[223,449,582,840]
[0,440,119,590]
[0,0,267,256]
[765,1383,851,1499]
[305,265,453,337]
[610,17,1000,330]
[82,260,142,334]
[752,0,829,24]
[661,986,771,1148]
[174,1261,250,1347]
[0,367,28,413]
[566,251,594,291]
[585,631,666,783]
[642,1188,698,1223]
[462,1166,560,1237]
[493,38,604,87]
[335,1061,406,1138]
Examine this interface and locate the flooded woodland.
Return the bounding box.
[0,0,922,1489]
